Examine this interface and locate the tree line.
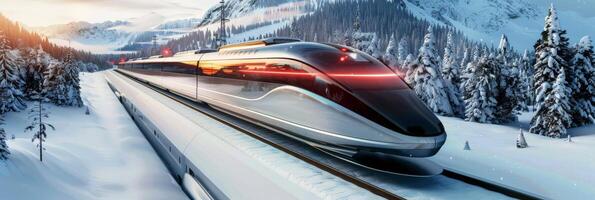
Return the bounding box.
[0,14,114,70]
[0,29,88,160]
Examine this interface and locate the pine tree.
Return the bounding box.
[531,4,573,136]
[530,71,572,138]
[471,45,481,62]
[62,52,83,107]
[401,54,414,77]
[0,117,9,160]
[463,141,471,150]
[463,55,498,123]
[442,30,460,86]
[383,34,398,71]
[517,129,529,148]
[43,62,68,105]
[25,98,55,162]
[0,31,26,114]
[397,37,409,68]
[569,36,595,125]
[290,20,300,39]
[520,50,535,109]
[515,58,530,111]
[365,34,381,59]
[459,46,476,94]
[460,47,470,73]
[43,52,83,106]
[23,46,48,99]
[494,34,520,123]
[442,30,463,117]
[406,26,454,116]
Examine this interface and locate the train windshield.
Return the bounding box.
[300,47,409,91]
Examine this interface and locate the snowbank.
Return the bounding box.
[0,72,188,200]
[432,112,595,199]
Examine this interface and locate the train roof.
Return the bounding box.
[121,38,348,65]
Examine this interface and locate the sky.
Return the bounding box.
[0,0,593,27]
[0,0,220,27]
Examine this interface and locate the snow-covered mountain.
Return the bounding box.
[404,0,595,49]
[32,12,200,54]
[34,0,593,53]
[197,0,318,27]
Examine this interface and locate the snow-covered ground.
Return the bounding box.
[432,112,595,199]
[0,72,188,200]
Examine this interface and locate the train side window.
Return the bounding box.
[162,62,196,74]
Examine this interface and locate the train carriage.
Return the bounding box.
[117,38,446,162]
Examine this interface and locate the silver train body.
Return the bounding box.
[117,38,446,160]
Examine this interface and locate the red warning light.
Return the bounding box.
[161,48,172,57]
[340,48,349,52]
[339,56,349,62]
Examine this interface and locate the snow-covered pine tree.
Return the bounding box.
[290,20,300,39]
[43,62,68,105]
[25,98,55,162]
[62,52,83,107]
[0,31,26,114]
[463,54,498,123]
[531,4,573,136]
[460,47,470,73]
[517,129,528,148]
[0,117,9,160]
[383,34,398,71]
[494,34,520,123]
[14,49,28,92]
[459,47,475,93]
[397,37,409,68]
[406,26,454,116]
[515,58,530,111]
[442,30,461,86]
[402,54,414,78]
[569,36,595,125]
[471,45,481,62]
[530,70,572,138]
[442,30,463,117]
[463,141,471,150]
[331,30,343,44]
[23,46,48,99]
[520,50,535,109]
[365,34,381,60]
[350,4,362,50]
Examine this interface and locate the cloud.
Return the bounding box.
[0,0,211,26]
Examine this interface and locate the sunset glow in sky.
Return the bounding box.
[1,0,593,28]
[0,0,219,27]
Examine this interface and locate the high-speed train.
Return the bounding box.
[117,38,446,165]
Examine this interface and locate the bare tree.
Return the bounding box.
[25,82,54,162]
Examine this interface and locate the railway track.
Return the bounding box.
[113,70,541,200]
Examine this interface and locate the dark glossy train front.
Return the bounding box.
[117,38,446,160]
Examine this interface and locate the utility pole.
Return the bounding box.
[152,35,158,55]
[218,0,228,47]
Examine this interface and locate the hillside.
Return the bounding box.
[0,14,112,69]
[404,0,595,49]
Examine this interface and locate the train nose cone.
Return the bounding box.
[352,89,444,137]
